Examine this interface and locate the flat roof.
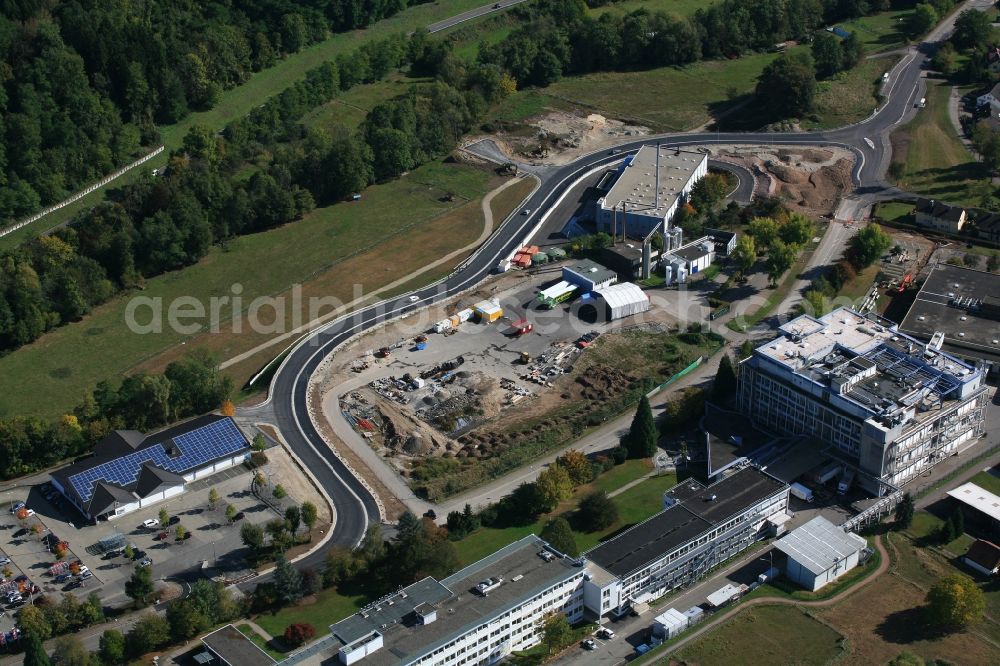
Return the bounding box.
[599,146,706,219]
[947,482,1000,522]
[586,467,786,577]
[773,516,867,576]
[756,307,980,425]
[330,536,583,666]
[202,625,276,666]
[898,262,1000,363]
[564,259,617,286]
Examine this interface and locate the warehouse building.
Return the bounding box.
[947,482,1000,535]
[595,146,708,240]
[737,308,988,495]
[774,516,868,591]
[579,283,650,322]
[898,262,1000,366]
[51,415,251,521]
[582,466,788,617]
[562,259,617,293]
[325,536,586,666]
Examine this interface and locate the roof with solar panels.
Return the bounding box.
[51,415,250,517]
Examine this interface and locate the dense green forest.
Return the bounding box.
[0,0,431,224]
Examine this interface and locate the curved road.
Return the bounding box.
[254,1,992,568]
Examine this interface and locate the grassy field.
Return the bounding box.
[807,56,897,130]
[817,564,999,665]
[589,0,719,17]
[453,470,679,566]
[889,80,991,207]
[968,468,1000,495]
[835,8,912,52]
[0,162,509,420]
[254,586,367,639]
[522,52,782,131]
[676,605,846,666]
[236,623,286,661]
[0,0,494,248]
[875,201,916,222]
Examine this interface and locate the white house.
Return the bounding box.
[963,539,1000,576]
[774,516,868,591]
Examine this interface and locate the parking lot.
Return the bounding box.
[0,461,280,621]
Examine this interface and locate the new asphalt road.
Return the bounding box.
[254,0,996,569]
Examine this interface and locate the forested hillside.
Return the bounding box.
[0,0,429,224]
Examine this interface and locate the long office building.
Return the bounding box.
[299,467,789,666]
[328,536,586,666]
[737,308,988,494]
[582,466,788,616]
[595,145,707,241]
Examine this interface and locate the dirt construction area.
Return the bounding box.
[312,267,723,502]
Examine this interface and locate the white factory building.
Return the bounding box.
[737,308,988,495]
[774,516,868,591]
[595,145,708,241]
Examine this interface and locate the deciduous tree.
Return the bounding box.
[557,449,594,486]
[539,517,578,557]
[925,573,985,629]
[535,465,574,512]
[577,490,618,532]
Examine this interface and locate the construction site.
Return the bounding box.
[314,271,722,501]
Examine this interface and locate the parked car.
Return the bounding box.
[582,639,597,651]
[596,628,615,640]
[142,518,159,529]
[0,556,10,565]
[79,570,93,580]
[54,574,70,583]
[139,558,152,568]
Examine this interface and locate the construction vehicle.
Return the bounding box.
[377,347,391,358]
[511,319,533,336]
[518,351,531,364]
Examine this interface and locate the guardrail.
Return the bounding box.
[0,146,165,239]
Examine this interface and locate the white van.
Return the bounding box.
[917,97,926,108]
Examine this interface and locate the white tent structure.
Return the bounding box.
[594,283,650,320]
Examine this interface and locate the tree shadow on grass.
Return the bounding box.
[875,606,951,644]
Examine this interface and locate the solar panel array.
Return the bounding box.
[68,419,249,503]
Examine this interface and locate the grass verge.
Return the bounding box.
[0,162,502,420]
[889,80,990,207]
[675,605,846,666]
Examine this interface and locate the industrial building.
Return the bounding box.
[737,308,988,495]
[947,482,1000,535]
[898,262,1000,366]
[595,146,708,241]
[326,536,586,666]
[774,516,868,591]
[704,228,737,256]
[580,283,650,322]
[601,244,661,281]
[662,237,716,284]
[582,466,788,617]
[50,415,251,521]
[562,259,617,293]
